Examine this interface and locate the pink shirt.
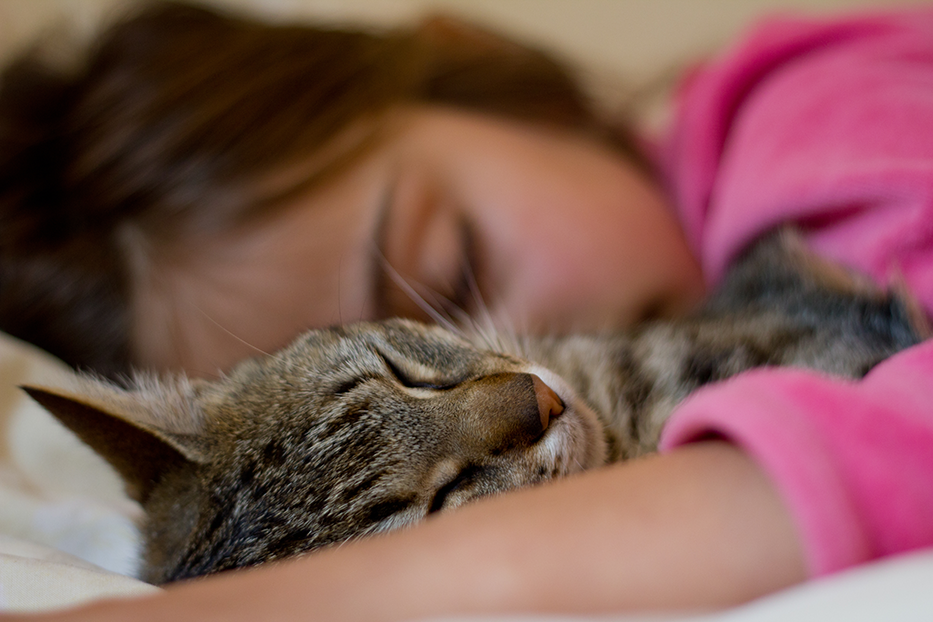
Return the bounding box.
[659,8,933,576]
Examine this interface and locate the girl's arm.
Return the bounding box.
[7,441,805,622]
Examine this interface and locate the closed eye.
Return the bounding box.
[443,217,482,317]
[376,351,457,390]
[428,465,482,514]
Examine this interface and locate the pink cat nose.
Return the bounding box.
[531,375,564,430]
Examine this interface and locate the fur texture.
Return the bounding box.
[26,231,928,584]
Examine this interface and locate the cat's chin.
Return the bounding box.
[525,365,608,472]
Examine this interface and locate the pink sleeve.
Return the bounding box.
[664,8,933,310]
[660,341,933,577]
[660,8,933,577]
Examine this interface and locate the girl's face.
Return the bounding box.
[132,107,705,376]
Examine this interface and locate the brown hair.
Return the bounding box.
[0,1,649,377]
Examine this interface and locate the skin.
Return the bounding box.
[130,106,706,377]
[3,107,808,619]
[5,443,805,621]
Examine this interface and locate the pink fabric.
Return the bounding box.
[659,8,933,577]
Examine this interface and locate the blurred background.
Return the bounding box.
[1,0,926,131]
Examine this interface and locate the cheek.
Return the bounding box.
[131,180,381,376]
[467,163,703,330]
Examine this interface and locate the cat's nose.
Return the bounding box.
[531,375,564,430]
[458,372,563,446]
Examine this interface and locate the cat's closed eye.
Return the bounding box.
[428,464,484,514]
[377,349,460,390]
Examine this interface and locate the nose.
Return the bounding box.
[532,374,564,431]
[457,372,566,449]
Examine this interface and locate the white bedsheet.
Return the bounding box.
[0,331,155,612]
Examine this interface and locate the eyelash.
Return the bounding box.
[447,218,482,315]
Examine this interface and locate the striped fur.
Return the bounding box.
[26,230,927,583]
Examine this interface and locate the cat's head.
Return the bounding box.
[25,318,604,584]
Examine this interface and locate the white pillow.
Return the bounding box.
[0,332,141,577]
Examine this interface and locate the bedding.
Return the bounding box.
[0,331,156,611]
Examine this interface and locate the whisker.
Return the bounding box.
[503,312,527,358]
[374,252,462,336]
[452,263,501,352]
[465,267,495,337]
[337,255,344,326]
[367,239,449,330]
[192,305,272,359]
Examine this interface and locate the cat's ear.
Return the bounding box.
[22,379,209,504]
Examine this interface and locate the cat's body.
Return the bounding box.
[26,231,928,584]
[522,233,927,460]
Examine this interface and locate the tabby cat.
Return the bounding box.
[25,231,928,584]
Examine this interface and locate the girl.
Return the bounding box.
[2,3,932,619]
